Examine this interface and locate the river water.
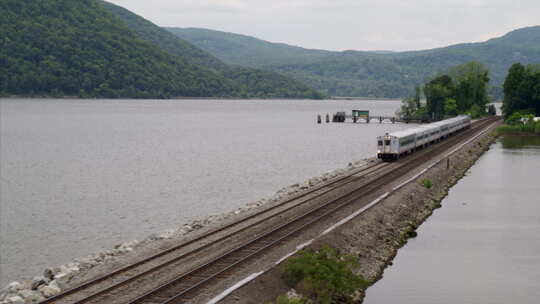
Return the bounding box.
[0,98,406,286]
[365,135,540,304]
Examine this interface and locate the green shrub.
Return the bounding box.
[271,295,307,304]
[468,104,486,119]
[497,121,540,135]
[282,247,369,304]
[496,124,521,134]
[421,178,433,189]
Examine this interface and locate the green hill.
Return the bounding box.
[168,26,540,98]
[0,0,323,99]
[0,0,240,98]
[100,1,324,99]
[166,27,332,68]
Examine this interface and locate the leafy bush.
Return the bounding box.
[282,247,368,304]
[271,295,307,304]
[468,104,486,119]
[421,178,433,189]
[498,121,540,135]
[505,111,534,125]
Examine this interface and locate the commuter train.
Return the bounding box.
[377,115,471,160]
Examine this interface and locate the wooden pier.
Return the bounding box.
[317,110,399,124]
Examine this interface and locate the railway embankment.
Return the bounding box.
[0,119,500,304]
[0,159,375,303]
[218,121,501,304]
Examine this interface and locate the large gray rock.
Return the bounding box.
[5,282,23,293]
[17,290,44,303]
[43,267,60,280]
[6,296,24,304]
[38,285,60,298]
[30,276,48,290]
[52,275,68,290]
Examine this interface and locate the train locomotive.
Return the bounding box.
[377,115,471,160]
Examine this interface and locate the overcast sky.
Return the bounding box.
[107,0,539,52]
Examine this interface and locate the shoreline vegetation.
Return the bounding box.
[0,95,401,101]
[498,63,540,135]
[497,123,540,135]
[397,61,494,122]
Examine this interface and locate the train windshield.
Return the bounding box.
[384,140,391,146]
[378,140,383,146]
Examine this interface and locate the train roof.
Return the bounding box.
[386,128,422,138]
[381,115,470,138]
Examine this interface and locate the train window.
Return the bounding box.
[385,140,391,146]
[378,140,383,146]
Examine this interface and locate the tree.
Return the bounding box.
[424,75,453,120]
[503,63,540,118]
[444,98,458,116]
[414,86,422,109]
[449,61,490,115]
[503,63,528,118]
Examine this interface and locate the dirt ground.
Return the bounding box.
[217,125,500,304]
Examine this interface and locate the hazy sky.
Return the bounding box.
[107,0,539,51]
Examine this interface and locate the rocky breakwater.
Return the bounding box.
[216,125,500,304]
[0,240,139,304]
[303,129,501,302]
[0,158,375,304]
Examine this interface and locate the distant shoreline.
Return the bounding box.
[1,95,403,101]
[330,96,402,101]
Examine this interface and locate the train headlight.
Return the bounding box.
[377,150,381,153]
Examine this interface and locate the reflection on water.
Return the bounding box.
[365,135,540,304]
[500,134,540,149]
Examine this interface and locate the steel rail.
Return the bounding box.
[126,117,499,304]
[40,157,387,304]
[67,163,388,304]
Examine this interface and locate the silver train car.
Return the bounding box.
[377,115,471,160]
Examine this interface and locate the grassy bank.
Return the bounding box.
[497,122,540,135]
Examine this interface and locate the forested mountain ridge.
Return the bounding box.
[100,1,324,99]
[168,26,540,98]
[0,0,323,99]
[166,27,332,68]
[0,0,241,98]
[99,1,226,72]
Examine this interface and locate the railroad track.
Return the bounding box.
[41,117,499,304]
[41,158,389,304]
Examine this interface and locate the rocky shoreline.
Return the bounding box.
[217,124,500,303]
[0,158,375,304]
[352,129,499,293]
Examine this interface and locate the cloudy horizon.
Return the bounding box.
[106,0,539,52]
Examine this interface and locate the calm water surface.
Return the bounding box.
[0,98,406,285]
[366,135,540,304]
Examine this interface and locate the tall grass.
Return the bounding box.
[497,122,540,135]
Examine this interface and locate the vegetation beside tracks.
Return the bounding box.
[398,61,493,121]
[497,63,540,135]
[270,247,370,304]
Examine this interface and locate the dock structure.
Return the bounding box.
[322,110,398,124]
